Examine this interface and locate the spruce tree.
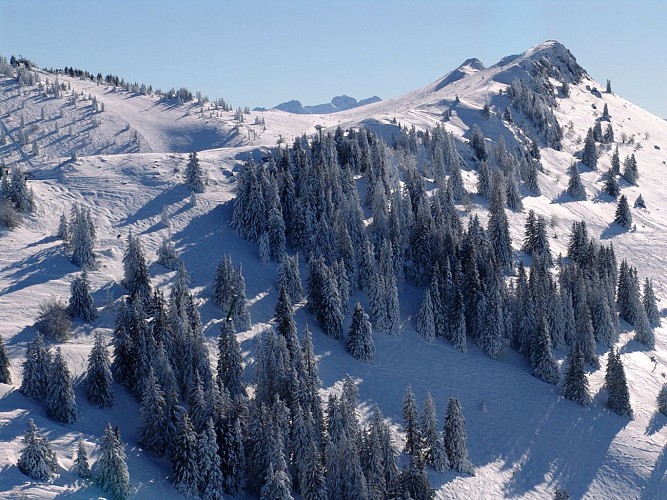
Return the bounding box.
[0,334,11,384]
[85,331,114,408]
[156,235,182,270]
[605,348,633,417]
[566,162,586,199]
[217,318,246,400]
[657,383,667,416]
[70,204,96,269]
[611,146,621,175]
[402,385,421,458]
[198,418,224,499]
[69,271,98,322]
[45,347,78,424]
[399,456,435,499]
[444,397,474,474]
[171,413,200,497]
[602,169,620,199]
[642,278,660,325]
[96,423,131,500]
[622,154,639,184]
[582,128,598,170]
[185,151,205,192]
[421,392,449,472]
[416,288,436,341]
[72,438,91,479]
[20,333,51,401]
[613,195,632,228]
[451,288,467,353]
[138,368,168,457]
[531,316,560,385]
[17,419,58,481]
[347,302,375,362]
[562,347,591,406]
[122,233,152,303]
[277,254,303,304]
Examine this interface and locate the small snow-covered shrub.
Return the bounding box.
[36,297,71,341]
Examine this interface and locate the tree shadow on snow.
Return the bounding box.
[643,443,667,499]
[645,411,666,436]
[600,222,630,240]
[0,246,73,296]
[501,402,628,499]
[120,184,190,227]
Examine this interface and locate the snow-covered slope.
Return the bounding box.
[1,41,666,499]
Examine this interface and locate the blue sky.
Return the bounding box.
[1,0,665,117]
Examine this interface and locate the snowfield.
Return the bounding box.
[1,41,666,499]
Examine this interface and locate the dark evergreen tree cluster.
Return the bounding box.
[402,386,474,476]
[0,165,34,226]
[617,260,654,348]
[507,78,563,150]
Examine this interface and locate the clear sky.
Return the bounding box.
[1,0,665,117]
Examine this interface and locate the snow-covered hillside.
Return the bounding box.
[1,41,666,499]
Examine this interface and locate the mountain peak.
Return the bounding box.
[434,57,485,91]
[513,40,587,83]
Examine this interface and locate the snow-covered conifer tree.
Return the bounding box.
[611,146,621,175]
[85,331,114,408]
[20,333,51,401]
[416,288,436,342]
[402,385,421,458]
[421,392,448,472]
[605,348,632,417]
[277,254,303,304]
[70,204,96,269]
[45,347,77,424]
[0,334,11,384]
[581,128,598,170]
[17,419,58,481]
[156,235,182,270]
[444,397,474,474]
[657,383,667,416]
[57,213,70,245]
[477,160,492,199]
[267,198,286,262]
[122,233,152,302]
[487,172,513,272]
[68,271,97,322]
[450,288,467,352]
[72,438,91,478]
[185,151,205,193]
[622,154,639,184]
[171,413,200,497]
[633,304,654,348]
[566,162,586,199]
[138,368,168,457]
[562,347,591,406]
[216,318,246,399]
[602,169,620,199]
[96,423,130,500]
[10,165,34,212]
[346,302,375,362]
[575,301,599,369]
[642,278,660,325]
[198,418,224,499]
[531,316,560,385]
[613,195,632,228]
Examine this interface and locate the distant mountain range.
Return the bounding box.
[256,94,382,114]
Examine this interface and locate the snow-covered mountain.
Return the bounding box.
[271,94,382,114]
[1,40,666,499]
